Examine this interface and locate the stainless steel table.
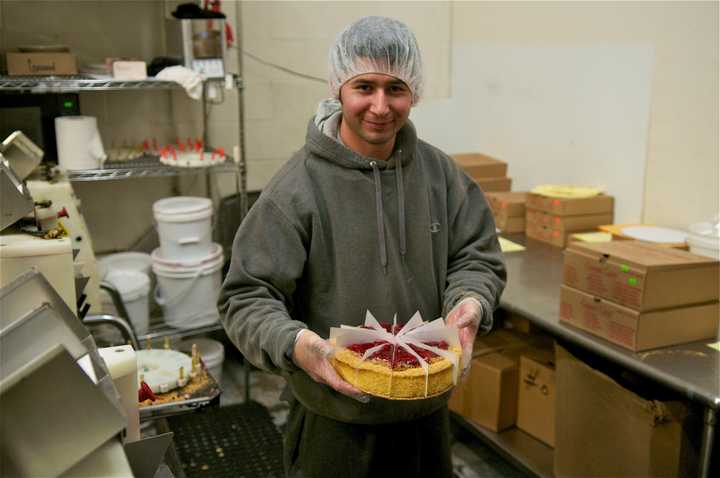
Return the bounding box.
[472,234,719,477]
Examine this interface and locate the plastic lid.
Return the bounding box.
[153,197,212,216]
[105,271,150,301]
[0,234,72,258]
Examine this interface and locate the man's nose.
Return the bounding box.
[369,91,390,116]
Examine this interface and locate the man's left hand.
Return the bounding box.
[446,297,483,378]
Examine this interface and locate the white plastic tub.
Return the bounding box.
[153,197,213,261]
[179,338,225,383]
[105,271,151,335]
[152,243,223,329]
[687,221,720,259]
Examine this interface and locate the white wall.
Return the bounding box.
[238,0,718,229]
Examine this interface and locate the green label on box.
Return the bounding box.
[628,277,638,286]
[620,264,630,273]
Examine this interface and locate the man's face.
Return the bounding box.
[339,73,412,154]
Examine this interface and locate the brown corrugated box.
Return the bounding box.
[563,240,719,310]
[555,344,694,477]
[475,177,512,193]
[526,192,614,216]
[559,285,719,351]
[448,353,519,432]
[525,209,614,248]
[526,221,594,248]
[486,192,527,233]
[452,153,508,178]
[449,330,551,432]
[7,52,78,76]
[516,348,556,447]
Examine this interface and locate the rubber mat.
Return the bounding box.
[167,401,284,478]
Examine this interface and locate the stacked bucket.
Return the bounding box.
[152,197,223,329]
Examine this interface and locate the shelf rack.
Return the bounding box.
[0,74,243,93]
[66,154,240,181]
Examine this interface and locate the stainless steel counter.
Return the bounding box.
[494,234,718,477]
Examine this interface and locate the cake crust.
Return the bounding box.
[332,345,462,400]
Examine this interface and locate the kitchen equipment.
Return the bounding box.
[0,234,77,312]
[165,18,226,78]
[0,270,127,477]
[55,115,107,170]
[153,196,214,261]
[0,161,34,232]
[1,130,43,180]
[152,243,223,329]
[0,92,81,164]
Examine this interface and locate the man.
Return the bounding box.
[219,16,506,477]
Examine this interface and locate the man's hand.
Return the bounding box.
[446,297,484,377]
[292,330,370,403]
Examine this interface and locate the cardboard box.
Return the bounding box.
[449,353,519,432]
[516,349,556,447]
[526,221,595,248]
[559,285,719,351]
[450,329,553,431]
[487,192,527,233]
[452,153,508,178]
[526,209,614,234]
[555,344,692,477]
[526,192,614,216]
[563,240,719,310]
[7,52,78,76]
[486,191,527,217]
[475,176,512,192]
[495,216,525,233]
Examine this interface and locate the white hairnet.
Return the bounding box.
[329,16,424,104]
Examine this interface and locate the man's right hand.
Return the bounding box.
[292,330,370,403]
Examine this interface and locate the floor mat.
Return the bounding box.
[167,401,284,478]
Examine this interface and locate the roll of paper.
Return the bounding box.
[98,345,140,443]
[55,116,107,170]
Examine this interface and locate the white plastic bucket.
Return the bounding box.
[153,197,213,261]
[179,338,225,383]
[105,271,151,335]
[152,243,223,329]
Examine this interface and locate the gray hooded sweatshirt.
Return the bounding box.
[218,105,506,425]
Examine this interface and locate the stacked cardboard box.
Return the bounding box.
[525,192,614,247]
[486,192,527,233]
[452,153,511,192]
[560,240,719,351]
[449,329,553,433]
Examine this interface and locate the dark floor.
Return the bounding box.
[216,352,528,478]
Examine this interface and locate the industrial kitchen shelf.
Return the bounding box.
[0,74,243,93]
[66,154,240,181]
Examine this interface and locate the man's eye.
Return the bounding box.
[356,84,372,92]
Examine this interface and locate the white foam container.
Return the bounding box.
[153,197,213,261]
[152,243,223,329]
[179,338,225,383]
[687,221,720,259]
[105,271,151,335]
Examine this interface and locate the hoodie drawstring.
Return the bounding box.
[395,152,407,261]
[370,153,407,274]
[370,161,388,273]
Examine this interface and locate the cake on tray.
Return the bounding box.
[330,311,461,400]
